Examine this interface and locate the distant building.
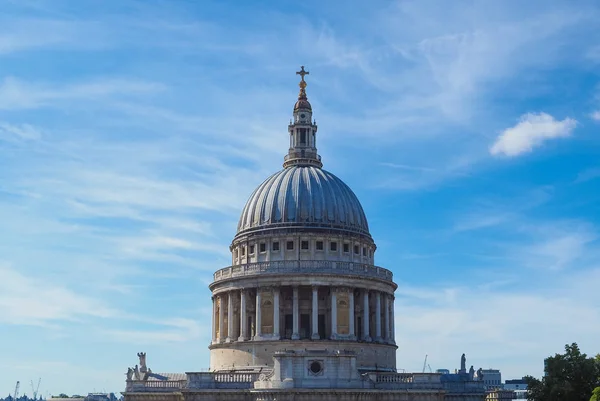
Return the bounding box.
[485,389,515,400]
[437,369,451,375]
[504,378,527,399]
[475,369,502,389]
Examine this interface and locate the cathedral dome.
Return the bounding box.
[236,166,370,238]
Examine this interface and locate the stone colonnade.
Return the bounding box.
[211,286,395,344]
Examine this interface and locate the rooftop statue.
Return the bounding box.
[137,352,147,373]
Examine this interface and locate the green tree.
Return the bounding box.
[525,343,600,401]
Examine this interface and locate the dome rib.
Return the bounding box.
[236,166,370,238]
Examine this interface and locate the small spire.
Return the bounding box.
[284,66,321,169]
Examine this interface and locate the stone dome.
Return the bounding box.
[236,165,370,238]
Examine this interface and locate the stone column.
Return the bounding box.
[292,286,299,340]
[391,295,396,344]
[273,287,280,339]
[349,289,355,339]
[330,287,337,339]
[218,294,225,343]
[211,296,217,344]
[384,293,390,342]
[239,289,246,341]
[255,289,262,339]
[226,291,233,343]
[362,289,371,342]
[375,291,382,342]
[311,286,319,340]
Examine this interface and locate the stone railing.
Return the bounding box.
[365,373,443,390]
[127,380,187,392]
[212,260,393,283]
[187,371,264,389]
[375,373,414,383]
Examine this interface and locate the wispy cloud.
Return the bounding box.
[0,121,42,140]
[103,318,204,344]
[575,167,600,183]
[0,76,166,110]
[0,264,120,326]
[395,267,600,377]
[490,112,577,157]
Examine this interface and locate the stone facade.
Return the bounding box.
[121,67,487,401]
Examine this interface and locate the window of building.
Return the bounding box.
[249,245,255,254]
[259,243,266,253]
[241,247,246,256]
[343,243,349,253]
[300,129,306,144]
[354,245,359,254]
[330,241,337,251]
[362,247,367,256]
[316,241,323,250]
[286,240,294,250]
[301,240,309,250]
[272,241,280,251]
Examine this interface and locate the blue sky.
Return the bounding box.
[1,0,600,396]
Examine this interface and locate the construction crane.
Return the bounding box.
[31,378,41,400]
[14,381,20,401]
[422,354,428,373]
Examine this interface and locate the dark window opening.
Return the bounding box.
[316,241,323,250]
[241,247,246,256]
[287,241,294,250]
[249,245,255,254]
[343,243,350,253]
[362,247,367,256]
[330,242,337,251]
[273,241,280,251]
[300,130,306,144]
[260,243,266,253]
[301,240,309,250]
[354,245,359,254]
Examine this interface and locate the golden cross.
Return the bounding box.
[296,66,309,81]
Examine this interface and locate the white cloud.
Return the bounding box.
[103,318,203,344]
[395,268,600,378]
[0,76,165,110]
[0,122,42,140]
[490,112,577,157]
[591,110,600,121]
[0,264,120,326]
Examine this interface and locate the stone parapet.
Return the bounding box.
[212,260,393,284]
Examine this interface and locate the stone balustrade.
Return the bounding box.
[213,260,393,283]
[128,380,187,392]
[187,371,264,389]
[368,372,443,390]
